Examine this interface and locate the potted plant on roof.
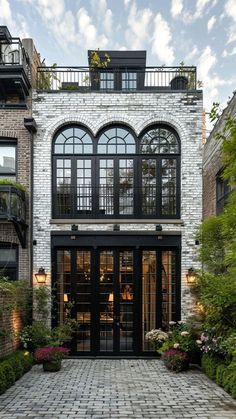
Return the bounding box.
[34,346,69,372]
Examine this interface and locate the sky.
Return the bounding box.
[0,0,236,133]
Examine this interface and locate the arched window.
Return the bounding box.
[54,126,93,154]
[52,124,180,219]
[140,127,179,154]
[98,127,136,154]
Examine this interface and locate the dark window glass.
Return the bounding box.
[0,245,17,280]
[140,127,179,154]
[122,72,137,90]
[216,174,231,215]
[99,159,114,215]
[53,124,180,219]
[142,159,156,215]
[161,159,177,215]
[0,144,16,179]
[77,159,92,214]
[100,72,114,90]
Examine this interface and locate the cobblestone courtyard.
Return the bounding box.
[0,359,236,419]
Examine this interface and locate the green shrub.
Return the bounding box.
[201,353,221,381]
[216,364,228,386]
[0,362,15,388]
[6,354,24,380]
[0,367,7,394]
[15,351,34,372]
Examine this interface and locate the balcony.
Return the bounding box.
[37,66,197,92]
[52,184,180,219]
[0,26,31,106]
[0,184,27,247]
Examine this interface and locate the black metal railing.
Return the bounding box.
[0,37,30,74]
[37,66,197,91]
[53,184,179,218]
[0,185,26,221]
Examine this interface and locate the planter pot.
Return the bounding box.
[164,357,189,372]
[43,360,61,372]
[170,76,188,90]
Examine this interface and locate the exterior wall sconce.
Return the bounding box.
[35,267,47,284]
[186,268,196,284]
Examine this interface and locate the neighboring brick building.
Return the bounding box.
[0,26,39,282]
[203,92,236,219]
[32,51,203,356]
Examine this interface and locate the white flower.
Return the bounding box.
[196,339,202,345]
[169,321,176,325]
[173,343,180,349]
[180,331,189,337]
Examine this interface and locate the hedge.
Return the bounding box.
[0,351,34,395]
[201,353,236,399]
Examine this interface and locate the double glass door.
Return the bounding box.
[55,247,179,355]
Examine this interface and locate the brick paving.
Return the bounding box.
[0,359,236,418]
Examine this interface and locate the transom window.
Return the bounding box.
[98,127,136,154]
[53,124,180,219]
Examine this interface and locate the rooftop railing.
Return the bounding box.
[0,37,30,74]
[36,66,197,92]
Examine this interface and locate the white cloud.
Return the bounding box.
[225,0,236,21]
[222,47,236,57]
[171,0,183,18]
[0,0,29,38]
[125,2,153,49]
[0,0,11,19]
[207,15,216,32]
[152,13,174,65]
[194,0,211,18]
[77,7,108,49]
[225,0,236,43]
[185,45,199,62]
[123,0,130,8]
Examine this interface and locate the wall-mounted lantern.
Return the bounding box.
[35,267,47,284]
[186,268,197,285]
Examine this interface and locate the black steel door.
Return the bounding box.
[54,246,179,356]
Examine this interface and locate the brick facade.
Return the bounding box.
[203,92,236,219]
[32,90,203,320]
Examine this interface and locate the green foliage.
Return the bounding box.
[197,216,225,275]
[159,322,198,354]
[37,63,58,90]
[0,361,15,388]
[34,286,51,323]
[0,366,6,394]
[0,351,34,395]
[15,351,34,372]
[90,50,110,69]
[209,102,222,122]
[0,277,32,342]
[215,117,236,185]
[193,273,236,335]
[20,321,51,351]
[201,353,221,381]
[216,363,227,386]
[0,178,26,192]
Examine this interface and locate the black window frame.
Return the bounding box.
[0,138,17,179]
[0,243,18,280]
[216,171,231,215]
[52,124,181,219]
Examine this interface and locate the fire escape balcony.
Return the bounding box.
[0,26,31,107]
[0,183,27,248]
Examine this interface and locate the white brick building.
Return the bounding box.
[33,51,203,355]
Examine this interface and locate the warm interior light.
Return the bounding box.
[35,267,47,284]
[63,293,68,302]
[186,268,196,284]
[108,292,114,302]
